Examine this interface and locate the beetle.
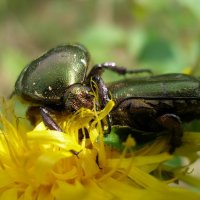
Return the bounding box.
[14,43,200,152]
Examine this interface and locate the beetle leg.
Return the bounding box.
[27,106,63,132]
[92,76,110,108]
[40,107,63,132]
[91,75,112,133]
[157,114,183,153]
[87,62,152,80]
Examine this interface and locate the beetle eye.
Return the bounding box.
[64,84,94,112]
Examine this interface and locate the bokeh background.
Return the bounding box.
[1,0,200,97]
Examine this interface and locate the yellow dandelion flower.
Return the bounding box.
[0,97,200,200]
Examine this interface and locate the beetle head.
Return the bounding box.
[64,83,94,112]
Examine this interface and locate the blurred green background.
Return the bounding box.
[1,0,200,97]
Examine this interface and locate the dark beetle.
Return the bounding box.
[14,44,200,152]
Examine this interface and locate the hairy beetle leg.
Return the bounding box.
[157,114,183,153]
[40,107,63,132]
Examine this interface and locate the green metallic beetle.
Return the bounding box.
[14,44,200,152]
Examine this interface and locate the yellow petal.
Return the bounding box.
[0,171,14,188]
[52,181,88,200]
[0,188,18,200]
[27,130,82,153]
